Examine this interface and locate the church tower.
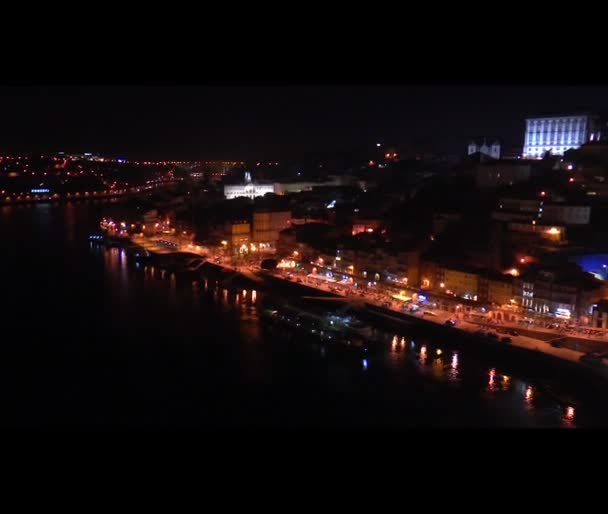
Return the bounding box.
[490,141,501,159]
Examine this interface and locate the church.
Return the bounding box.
[468,139,501,160]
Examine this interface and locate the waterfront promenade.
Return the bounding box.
[123,232,608,375]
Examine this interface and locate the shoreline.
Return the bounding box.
[121,236,608,383]
[0,180,181,206]
[248,271,608,384]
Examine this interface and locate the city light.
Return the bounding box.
[546,227,560,235]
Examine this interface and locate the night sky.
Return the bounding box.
[1,85,608,161]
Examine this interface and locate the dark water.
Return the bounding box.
[1,201,608,428]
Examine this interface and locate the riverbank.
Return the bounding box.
[120,234,608,383]
[254,270,608,384]
[0,180,181,206]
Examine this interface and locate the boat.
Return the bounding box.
[262,303,382,355]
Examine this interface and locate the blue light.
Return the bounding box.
[418,295,427,302]
[362,359,368,370]
[31,188,50,194]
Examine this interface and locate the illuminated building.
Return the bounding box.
[591,300,608,329]
[514,264,605,319]
[252,210,292,246]
[523,114,601,159]
[272,175,354,195]
[224,172,275,200]
[217,221,251,253]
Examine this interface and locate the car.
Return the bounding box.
[444,319,456,327]
[500,336,512,344]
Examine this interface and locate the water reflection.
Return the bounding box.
[525,385,534,410]
[448,352,460,382]
[563,406,575,426]
[432,355,444,378]
[419,345,427,365]
[488,368,496,392]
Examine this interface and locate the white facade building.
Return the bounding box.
[224,182,275,200]
[223,171,275,200]
[523,114,601,159]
